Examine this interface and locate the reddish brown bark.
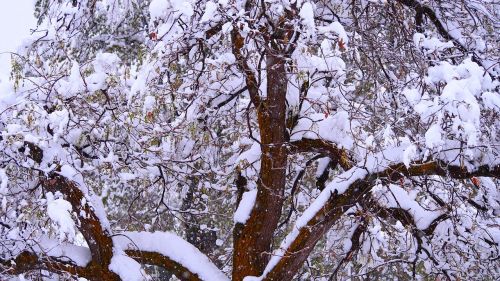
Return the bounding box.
[125,250,203,281]
[232,50,289,280]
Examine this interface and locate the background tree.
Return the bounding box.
[1,0,499,280]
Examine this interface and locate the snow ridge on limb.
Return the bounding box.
[114,231,229,281]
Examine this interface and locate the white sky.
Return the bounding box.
[0,0,36,78]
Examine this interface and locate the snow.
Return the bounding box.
[372,184,443,230]
[315,157,330,178]
[109,251,146,281]
[299,2,315,31]
[482,91,500,110]
[234,189,258,224]
[114,231,229,281]
[149,0,169,19]
[403,88,421,105]
[143,95,156,113]
[218,0,229,7]
[149,0,194,19]
[200,1,218,23]
[89,192,112,232]
[0,168,8,194]
[406,58,498,151]
[172,0,194,17]
[290,109,354,150]
[317,21,349,45]
[119,172,137,182]
[413,33,453,54]
[59,165,84,187]
[317,111,354,149]
[48,109,70,140]
[222,22,233,34]
[46,192,76,241]
[39,237,92,266]
[3,236,91,267]
[298,41,346,72]
[67,62,86,96]
[236,141,261,165]
[94,52,121,74]
[425,124,443,149]
[403,144,418,168]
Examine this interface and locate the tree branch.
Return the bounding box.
[0,251,118,281]
[125,250,202,281]
[329,219,368,280]
[231,28,261,108]
[262,159,499,280]
[396,0,498,78]
[289,138,353,170]
[41,175,114,266]
[114,231,229,281]
[18,141,114,266]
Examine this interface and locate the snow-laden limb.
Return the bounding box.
[1,251,87,278]
[361,192,456,278]
[372,184,443,230]
[0,239,115,280]
[0,173,121,280]
[41,175,114,265]
[0,236,91,267]
[114,231,229,281]
[254,148,500,280]
[330,221,368,279]
[37,237,92,267]
[46,194,76,241]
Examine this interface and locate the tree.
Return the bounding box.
[1,0,499,280]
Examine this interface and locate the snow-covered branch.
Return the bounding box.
[0,248,116,281]
[396,0,497,78]
[114,232,229,281]
[289,138,353,170]
[41,175,114,265]
[258,156,499,280]
[1,251,88,278]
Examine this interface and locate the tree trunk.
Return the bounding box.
[232,52,288,280]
